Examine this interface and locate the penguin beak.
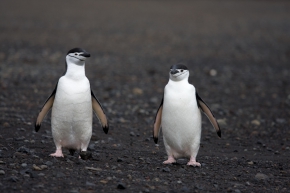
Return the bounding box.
[80,52,90,58]
[170,69,178,74]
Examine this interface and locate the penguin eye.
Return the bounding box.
[75,53,77,56]
[181,70,183,72]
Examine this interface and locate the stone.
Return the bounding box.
[45,161,53,166]
[40,165,48,170]
[85,167,102,171]
[162,167,170,172]
[86,181,96,187]
[7,176,19,182]
[100,180,108,184]
[209,69,217,76]
[17,146,30,154]
[255,173,269,180]
[217,119,227,127]
[117,182,126,189]
[117,158,123,162]
[132,88,143,95]
[33,164,42,171]
[251,120,260,126]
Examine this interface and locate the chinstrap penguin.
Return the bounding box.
[153,64,221,166]
[35,48,109,158]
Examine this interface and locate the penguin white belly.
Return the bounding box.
[162,84,201,158]
[51,76,92,150]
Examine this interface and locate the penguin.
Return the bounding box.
[35,48,109,158]
[153,64,221,166]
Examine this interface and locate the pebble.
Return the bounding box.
[251,120,260,126]
[85,166,102,171]
[275,118,285,124]
[20,169,30,175]
[127,174,132,180]
[68,189,79,193]
[14,152,27,158]
[162,167,170,172]
[17,146,30,154]
[255,173,269,180]
[132,88,143,95]
[100,180,108,184]
[15,136,25,141]
[117,158,124,162]
[117,182,126,189]
[209,69,217,76]
[45,161,53,166]
[33,164,42,171]
[18,128,26,131]
[86,181,96,187]
[217,119,227,127]
[21,163,27,167]
[7,176,19,182]
[40,165,48,170]
[150,97,158,104]
[130,131,135,136]
[88,143,95,150]
[0,170,5,175]
[181,186,190,192]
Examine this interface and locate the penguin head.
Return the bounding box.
[66,48,90,65]
[169,64,189,81]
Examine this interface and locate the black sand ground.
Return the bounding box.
[0,1,289,192]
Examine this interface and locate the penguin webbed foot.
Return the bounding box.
[163,156,176,164]
[187,156,201,167]
[50,149,64,157]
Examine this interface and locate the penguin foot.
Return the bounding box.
[163,156,176,164]
[50,149,64,157]
[187,161,201,167]
[187,157,201,167]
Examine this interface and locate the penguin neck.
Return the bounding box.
[169,74,189,84]
[169,78,189,85]
[65,62,86,80]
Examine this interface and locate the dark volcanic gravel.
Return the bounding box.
[0,1,290,192]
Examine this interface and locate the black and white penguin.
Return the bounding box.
[35,48,109,158]
[153,64,221,166]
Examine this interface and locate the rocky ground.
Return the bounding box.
[0,0,289,192]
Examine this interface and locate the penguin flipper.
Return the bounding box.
[35,84,58,132]
[153,98,163,144]
[196,92,221,138]
[91,90,109,134]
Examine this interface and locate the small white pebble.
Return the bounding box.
[209,69,217,76]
